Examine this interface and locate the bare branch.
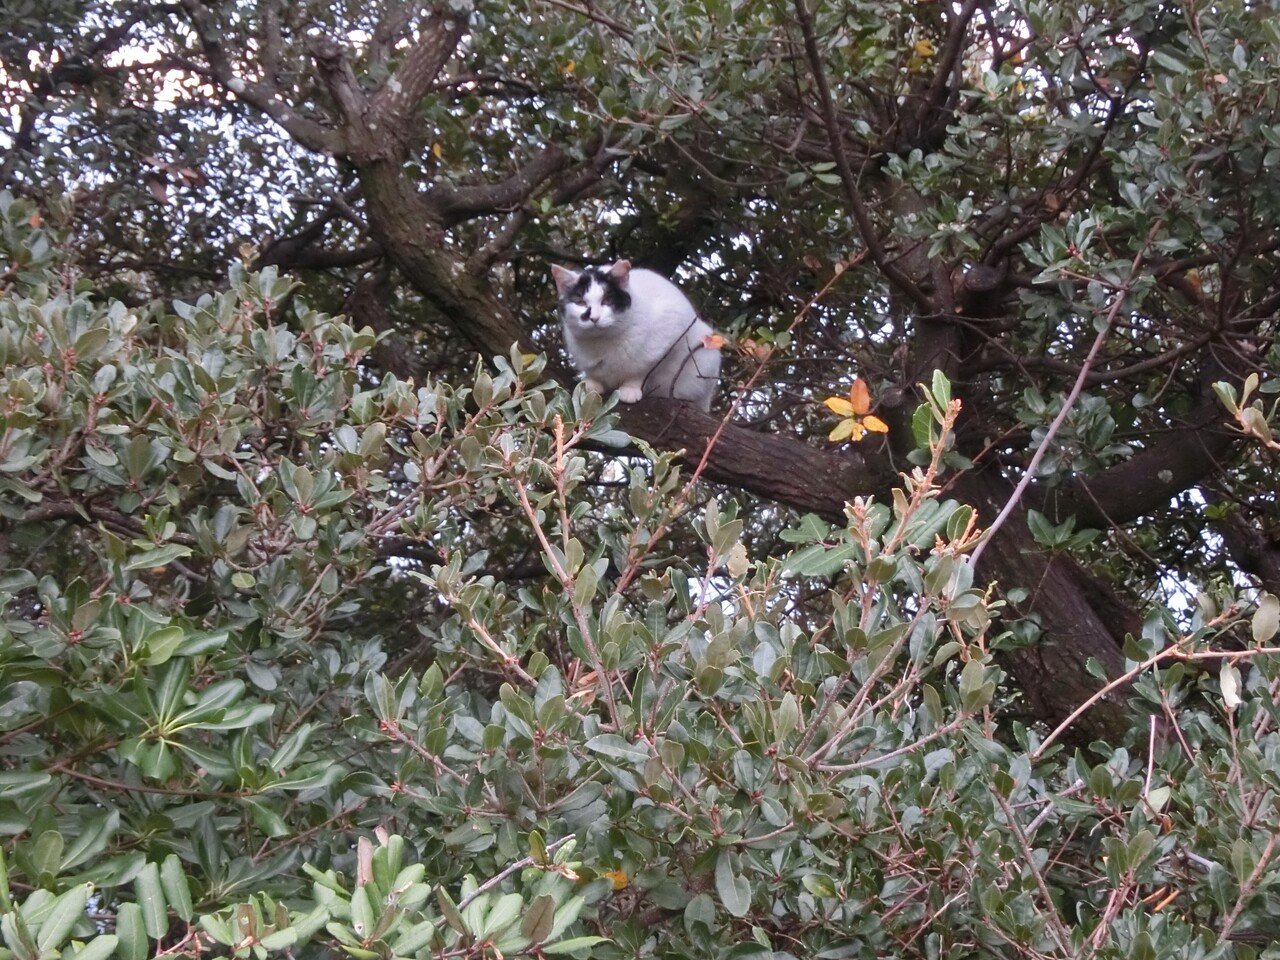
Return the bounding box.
[369,9,466,128]
[179,0,343,154]
[790,0,935,314]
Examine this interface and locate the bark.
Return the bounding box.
[355,159,531,357]
[951,471,1130,740]
[344,273,423,382]
[1216,510,1280,597]
[1046,391,1237,528]
[616,400,897,515]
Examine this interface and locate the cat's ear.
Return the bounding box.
[551,264,579,297]
[608,260,632,285]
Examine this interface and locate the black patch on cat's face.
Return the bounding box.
[580,267,631,312]
[558,265,633,330]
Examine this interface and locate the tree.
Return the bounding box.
[2,1,1280,958]
[7,0,1278,735]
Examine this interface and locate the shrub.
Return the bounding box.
[2,196,1279,959]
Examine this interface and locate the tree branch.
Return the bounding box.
[1215,509,1280,596]
[427,145,569,225]
[368,8,465,128]
[1044,375,1237,529]
[791,0,935,314]
[615,399,896,516]
[179,0,343,154]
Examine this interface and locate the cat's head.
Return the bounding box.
[551,260,633,333]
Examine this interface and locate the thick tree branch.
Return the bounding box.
[307,35,370,141]
[355,159,532,355]
[345,271,424,381]
[427,145,569,225]
[368,9,465,128]
[1215,510,1280,596]
[922,0,984,121]
[1044,375,1237,529]
[616,400,896,515]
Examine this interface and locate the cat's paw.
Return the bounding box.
[616,384,645,404]
[584,377,606,395]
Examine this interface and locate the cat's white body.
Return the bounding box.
[553,262,721,411]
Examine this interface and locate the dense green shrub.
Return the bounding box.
[1,196,1279,960]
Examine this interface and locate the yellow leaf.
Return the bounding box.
[848,420,868,442]
[829,419,856,442]
[914,39,936,58]
[824,396,854,417]
[862,415,890,434]
[431,142,443,159]
[601,869,628,890]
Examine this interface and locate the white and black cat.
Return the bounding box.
[551,260,721,411]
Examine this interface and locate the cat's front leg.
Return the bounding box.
[615,380,645,404]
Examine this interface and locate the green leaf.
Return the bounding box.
[542,936,610,955]
[480,893,523,939]
[114,902,147,960]
[31,831,63,878]
[390,919,436,956]
[69,935,119,960]
[350,886,374,939]
[584,734,648,764]
[140,626,185,666]
[2,910,37,960]
[714,851,751,918]
[959,659,990,711]
[258,928,298,950]
[160,856,193,922]
[0,846,11,912]
[60,812,119,872]
[35,883,91,952]
[123,544,192,571]
[134,862,168,940]
[527,831,546,866]
[0,772,51,800]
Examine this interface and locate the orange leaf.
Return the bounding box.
[601,869,629,890]
[848,378,872,415]
[702,332,728,350]
[862,415,890,434]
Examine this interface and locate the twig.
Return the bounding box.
[454,836,575,910]
[970,220,1165,567]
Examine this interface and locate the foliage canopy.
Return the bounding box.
[2,0,1280,957]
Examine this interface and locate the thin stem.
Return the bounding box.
[970,220,1165,567]
[454,836,575,911]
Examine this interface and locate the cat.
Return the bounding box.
[551,260,721,411]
